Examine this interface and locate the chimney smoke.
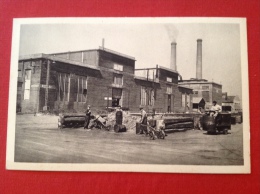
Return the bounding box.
[170,42,177,71]
[196,39,202,79]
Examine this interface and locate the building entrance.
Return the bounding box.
[167,95,171,112]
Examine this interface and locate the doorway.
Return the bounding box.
[167,95,171,112]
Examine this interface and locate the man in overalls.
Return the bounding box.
[139,107,148,134]
[84,105,91,129]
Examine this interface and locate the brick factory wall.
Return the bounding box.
[159,68,178,84]
[99,50,135,74]
[175,87,193,113]
[19,60,42,113]
[52,50,99,67]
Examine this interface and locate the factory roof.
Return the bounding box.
[48,47,136,61]
[178,85,193,90]
[19,53,100,71]
[158,66,178,74]
[192,97,205,104]
[179,79,222,87]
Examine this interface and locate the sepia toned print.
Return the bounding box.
[6,18,250,173]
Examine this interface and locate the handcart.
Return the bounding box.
[202,111,231,134]
[91,115,111,130]
[137,119,166,140]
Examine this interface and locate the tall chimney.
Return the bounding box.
[102,38,105,49]
[196,39,202,79]
[170,42,177,71]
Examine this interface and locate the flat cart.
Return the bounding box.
[202,112,231,134]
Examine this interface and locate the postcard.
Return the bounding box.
[6,17,250,173]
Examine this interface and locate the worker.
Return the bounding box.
[138,107,148,134]
[84,105,91,129]
[210,101,222,118]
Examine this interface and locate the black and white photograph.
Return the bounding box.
[6,18,250,173]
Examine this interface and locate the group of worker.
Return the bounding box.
[83,100,222,132]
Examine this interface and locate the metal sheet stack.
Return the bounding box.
[58,113,86,128]
[163,117,194,133]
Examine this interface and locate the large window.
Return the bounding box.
[181,93,186,107]
[112,88,122,107]
[141,87,146,106]
[24,69,31,100]
[57,73,69,101]
[114,63,123,71]
[186,94,190,109]
[57,73,87,102]
[77,76,88,102]
[141,87,154,106]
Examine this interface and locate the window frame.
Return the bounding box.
[114,63,123,71]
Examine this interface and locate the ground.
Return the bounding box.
[14,114,244,165]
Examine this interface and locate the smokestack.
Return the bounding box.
[102,38,105,49]
[196,39,202,79]
[170,42,177,71]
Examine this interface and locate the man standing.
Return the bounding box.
[84,105,91,129]
[210,101,222,118]
[139,107,147,134]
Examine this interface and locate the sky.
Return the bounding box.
[19,20,242,99]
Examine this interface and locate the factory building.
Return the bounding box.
[222,93,242,112]
[178,39,222,110]
[17,43,193,114]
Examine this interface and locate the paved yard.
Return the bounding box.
[15,114,244,165]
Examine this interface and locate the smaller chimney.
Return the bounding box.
[170,42,177,71]
[102,38,105,49]
[196,39,202,79]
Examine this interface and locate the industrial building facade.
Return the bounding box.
[178,39,223,109]
[17,47,193,114]
[222,92,242,112]
[178,79,222,109]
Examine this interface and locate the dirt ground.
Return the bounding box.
[14,114,244,165]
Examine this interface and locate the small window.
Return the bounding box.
[114,74,123,86]
[202,86,209,90]
[18,70,22,78]
[166,77,172,82]
[193,91,198,94]
[114,63,123,71]
[24,69,31,100]
[166,86,172,94]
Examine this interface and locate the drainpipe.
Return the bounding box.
[44,60,50,110]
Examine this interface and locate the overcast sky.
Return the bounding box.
[19,20,242,99]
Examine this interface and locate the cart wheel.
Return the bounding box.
[149,132,155,140]
[161,131,165,139]
[149,132,153,139]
